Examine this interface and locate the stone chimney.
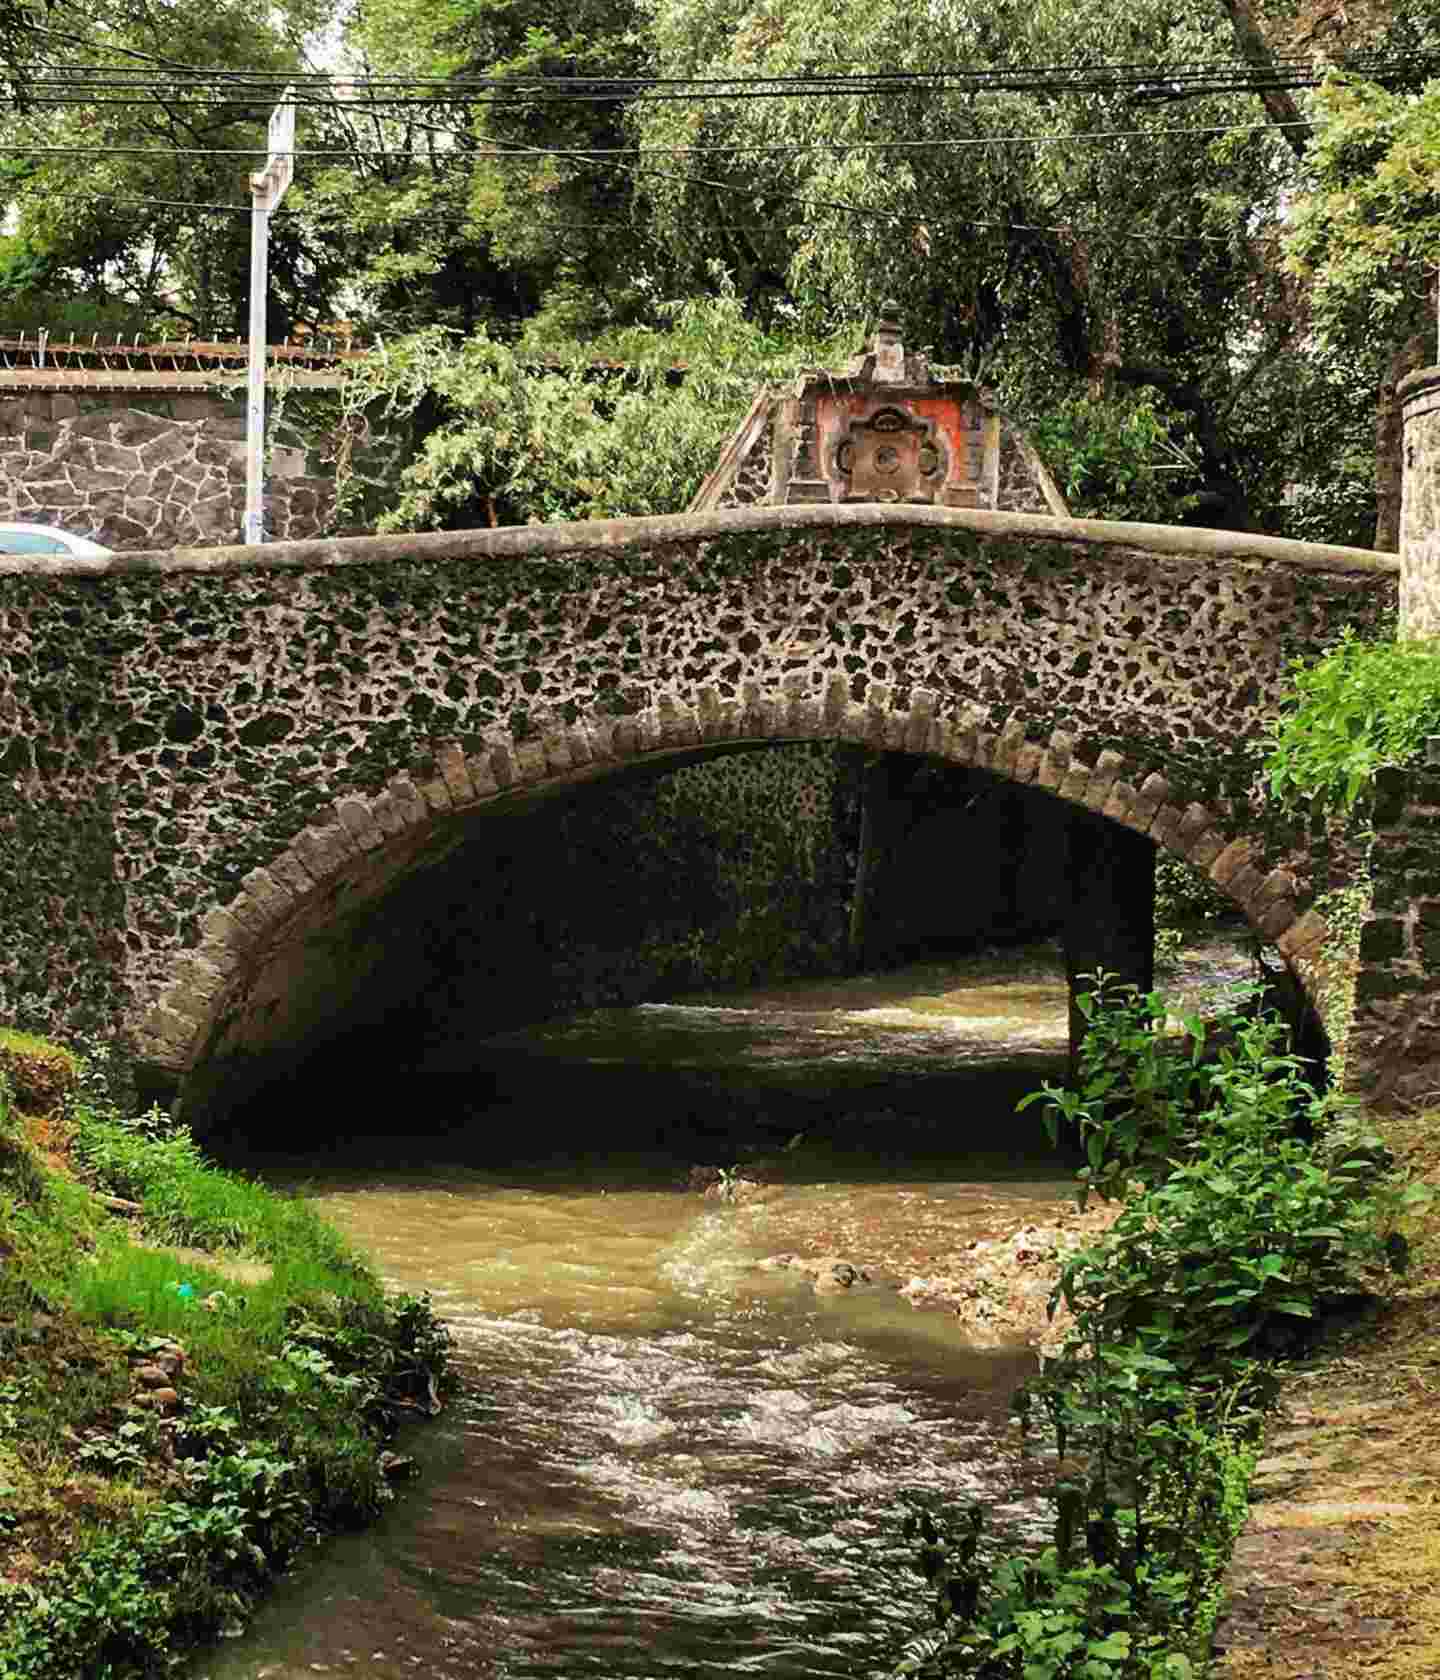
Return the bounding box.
[1400,366,1440,637]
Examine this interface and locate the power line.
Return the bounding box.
[1,108,1285,252]
[0,117,1315,161]
[13,51,1435,85]
[20,171,1255,252]
[9,29,1439,103]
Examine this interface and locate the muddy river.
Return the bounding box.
[197,939,1251,1680]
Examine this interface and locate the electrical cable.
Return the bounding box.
[11,22,1438,101]
[0,117,1316,159]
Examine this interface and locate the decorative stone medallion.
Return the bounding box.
[831,405,949,503]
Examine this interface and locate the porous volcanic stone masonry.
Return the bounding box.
[0,501,1399,1114]
[1350,757,1440,1108]
[1401,367,1440,638]
[0,392,335,549]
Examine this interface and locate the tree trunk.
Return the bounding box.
[1218,0,1309,159]
[1376,332,1429,553]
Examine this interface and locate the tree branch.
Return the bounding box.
[1217,0,1310,159]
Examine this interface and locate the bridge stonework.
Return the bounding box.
[0,502,1402,1110]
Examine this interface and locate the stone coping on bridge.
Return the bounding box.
[0,501,1397,579]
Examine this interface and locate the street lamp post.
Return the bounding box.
[244,91,295,546]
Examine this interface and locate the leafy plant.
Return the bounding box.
[1264,630,1440,813]
[75,1418,155,1479]
[896,981,1428,1675]
[337,272,853,531]
[1025,388,1200,525]
[1018,978,1237,1207]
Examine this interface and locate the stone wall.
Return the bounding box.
[0,392,336,550]
[1349,758,1440,1107]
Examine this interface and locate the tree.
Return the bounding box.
[299,0,658,338]
[0,0,333,336]
[337,280,854,528]
[633,0,1316,530]
[1283,76,1440,549]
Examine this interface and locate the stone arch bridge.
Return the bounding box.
[0,501,1407,1117]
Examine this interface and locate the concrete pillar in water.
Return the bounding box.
[1063,807,1156,1065]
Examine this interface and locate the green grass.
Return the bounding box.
[0,1036,453,1680]
[69,1107,368,1277]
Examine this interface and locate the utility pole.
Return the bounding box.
[244,90,295,546]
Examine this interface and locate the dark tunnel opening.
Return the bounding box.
[180,741,1313,1164]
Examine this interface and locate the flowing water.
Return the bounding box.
[199,940,1252,1680]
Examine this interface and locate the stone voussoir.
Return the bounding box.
[436,743,477,806]
[1079,749,1127,811]
[1186,826,1230,873]
[1130,771,1171,831]
[1037,729,1075,790]
[1013,741,1045,784]
[1209,838,1258,892]
[368,790,408,839]
[1102,779,1139,825]
[335,796,386,852]
[386,777,429,828]
[463,750,501,799]
[1277,908,1330,963]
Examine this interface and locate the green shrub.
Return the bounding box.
[1023,388,1200,525]
[0,1451,311,1680]
[1265,629,1440,813]
[894,981,1425,1677]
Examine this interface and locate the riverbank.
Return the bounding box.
[695,1000,1440,1678]
[1214,1104,1440,1680]
[0,1031,450,1679]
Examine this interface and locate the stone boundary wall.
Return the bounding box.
[0,392,336,550]
[0,501,1398,1109]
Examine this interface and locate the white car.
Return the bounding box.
[0,521,112,558]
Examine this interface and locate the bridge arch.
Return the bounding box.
[1,501,1389,1112]
[138,681,1331,1112]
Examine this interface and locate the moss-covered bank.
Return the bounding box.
[0,1033,451,1679]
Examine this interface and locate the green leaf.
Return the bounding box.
[1088,1633,1132,1657]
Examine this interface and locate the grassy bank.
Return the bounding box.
[891,986,1433,1680]
[0,1032,451,1679]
